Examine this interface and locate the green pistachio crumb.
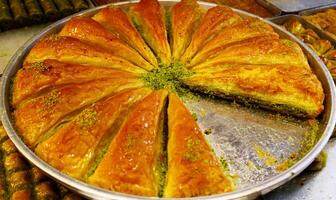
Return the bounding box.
[75,108,97,129]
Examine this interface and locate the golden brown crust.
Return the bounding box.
[190,18,279,66]
[180,6,242,64]
[88,90,168,197]
[171,0,203,60]
[59,17,154,71]
[14,78,143,147]
[35,88,151,178]
[191,37,310,70]
[164,93,234,197]
[92,7,158,67]
[12,59,137,107]
[24,36,146,74]
[129,0,171,66]
[184,64,324,118]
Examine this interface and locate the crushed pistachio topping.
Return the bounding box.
[204,128,212,135]
[183,137,201,161]
[75,108,97,129]
[219,156,229,171]
[192,112,198,121]
[32,62,50,72]
[141,63,193,97]
[43,90,60,108]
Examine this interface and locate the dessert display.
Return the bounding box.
[283,18,336,81]
[10,0,325,198]
[303,9,336,40]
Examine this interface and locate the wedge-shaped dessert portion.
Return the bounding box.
[24,36,146,74]
[190,18,279,66]
[180,6,242,64]
[88,90,168,197]
[184,64,324,118]
[59,17,154,71]
[129,0,171,66]
[191,37,310,70]
[35,88,151,179]
[164,93,234,197]
[170,0,203,61]
[92,7,158,67]
[14,78,143,147]
[12,59,137,107]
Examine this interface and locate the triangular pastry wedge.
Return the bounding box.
[35,88,151,178]
[14,78,143,147]
[59,17,154,71]
[164,93,234,197]
[180,6,242,64]
[129,0,171,66]
[12,59,137,107]
[92,7,158,67]
[88,90,168,197]
[184,64,324,118]
[24,36,146,74]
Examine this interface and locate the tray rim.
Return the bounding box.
[1,1,336,199]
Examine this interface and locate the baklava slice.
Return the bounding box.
[59,17,154,71]
[35,88,151,178]
[92,7,158,67]
[180,6,242,64]
[191,37,310,70]
[184,64,324,118]
[12,59,137,107]
[88,90,168,197]
[170,0,203,61]
[24,36,146,74]
[129,0,171,66]
[164,93,234,197]
[190,18,279,66]
[14,78,143,147]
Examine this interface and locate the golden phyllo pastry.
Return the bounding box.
[12,59,137,107]
[180,6,242,64]
[184,64,324,118]
[88,90,168,196]
[170,0,203,61]
[35,88,151,178]
[24,36,146,74]
[191,37,310,70]
[190,18,279,66]
[92,7,158,67]
[129,0,171,66]
[164,93,234,197]
[14,78,143,147]
[59,17,154,71]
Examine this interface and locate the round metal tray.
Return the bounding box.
[1,1,336,199]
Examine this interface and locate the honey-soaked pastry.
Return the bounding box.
[180,6,242,64]
[12,59,137,107]
[184,64,324,118]
[88,90,168,197]
[190,18,279,66]
[191,37,310,70]
[59,17,154,71]
[24,36,146,74]
[129,0,171,66]
[35,88,151,178]
[164,93,234,197]
[14,78,144,147]
[92,7,158,67]
[170,0,203,61]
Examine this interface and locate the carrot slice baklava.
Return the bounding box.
[129,0,171,66]
[92,7,158,67]
[180,6,242,64]
[170,0,203,61]
[59,17,154,71]
[35,88,151,178]
[14,78,143,147]
[88,90,168,196]
[24,36,146,74]
[164,93,234,197]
